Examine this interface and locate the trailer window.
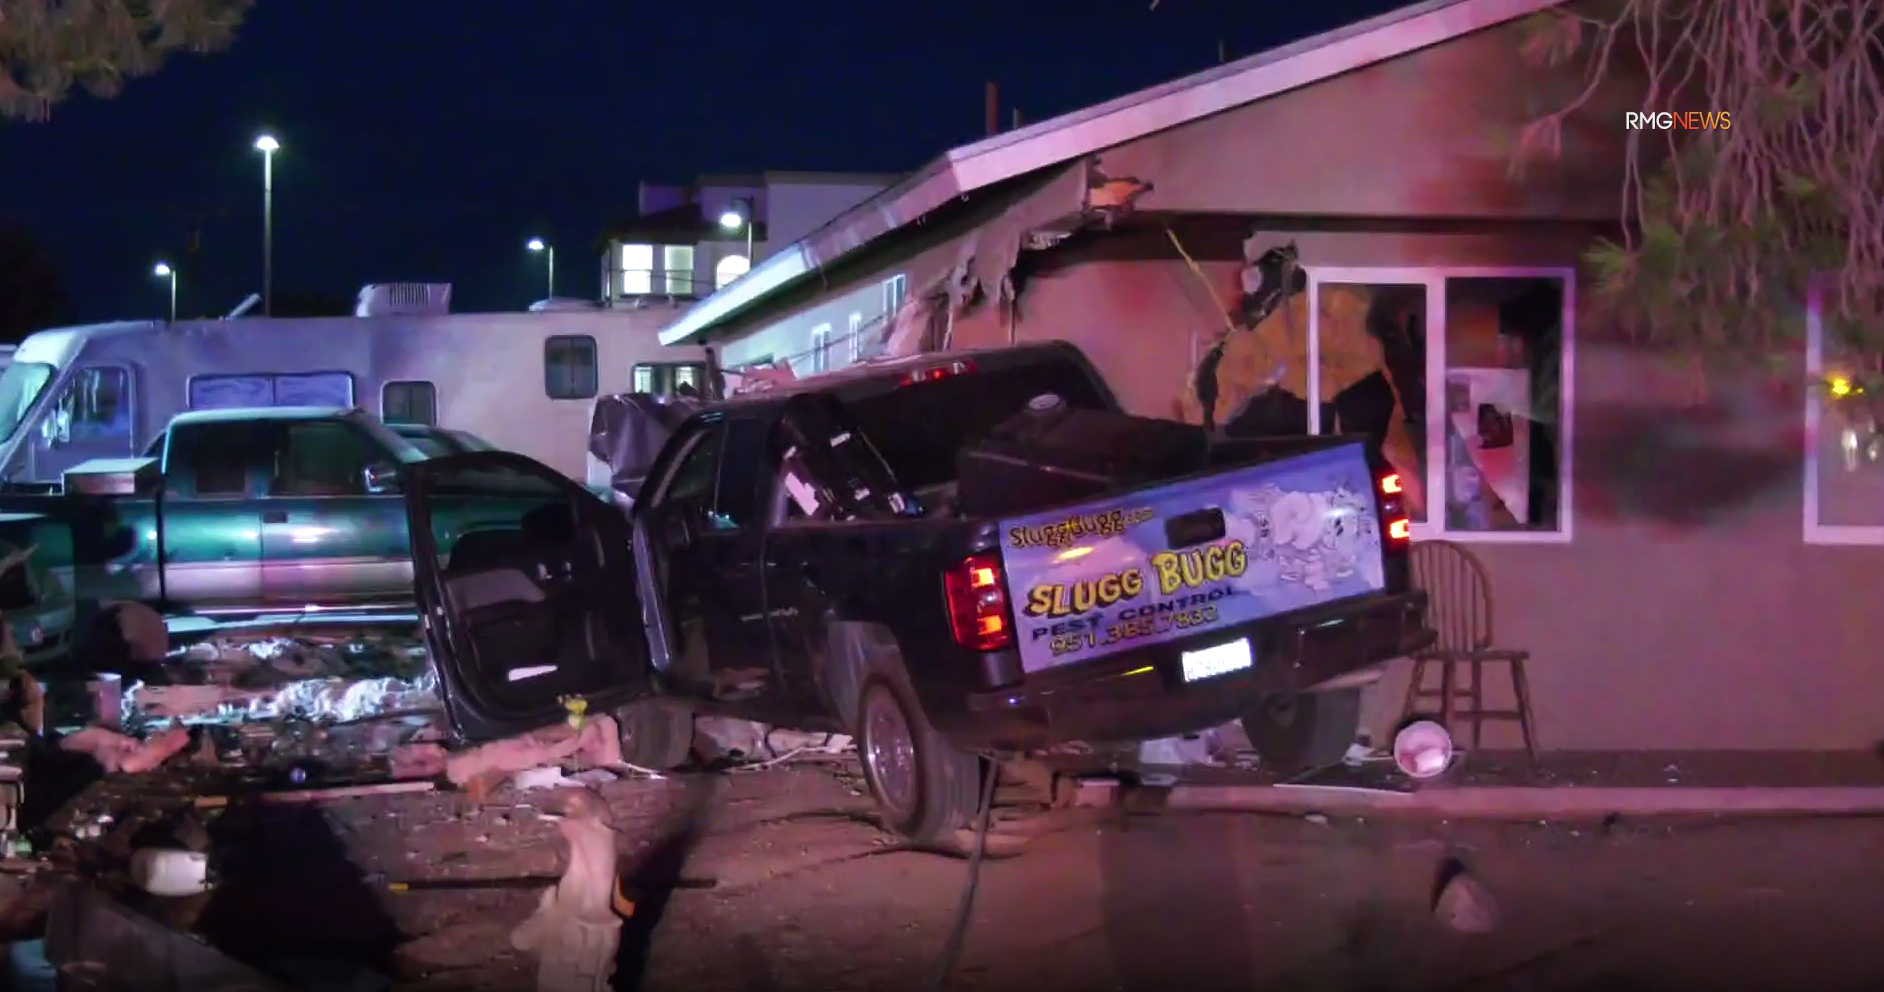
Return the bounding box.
[383,380,438,426]
[275,372,354,407]
[188,372,355,410]
[545,336,598,399]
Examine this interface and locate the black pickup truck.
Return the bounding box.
[401,342,1432,844]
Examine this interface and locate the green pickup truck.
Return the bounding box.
[0,407,549,659]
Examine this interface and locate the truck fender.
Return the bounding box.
[821,619,905,731]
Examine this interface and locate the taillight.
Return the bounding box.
[1378,472,1411,545]
[900,360,975,386]
[944,550,1013,651]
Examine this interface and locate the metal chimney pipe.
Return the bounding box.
[984,82,999,136]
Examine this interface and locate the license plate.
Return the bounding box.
[1181,639,1253,682]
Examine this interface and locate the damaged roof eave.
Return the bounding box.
[659,0,1568,347]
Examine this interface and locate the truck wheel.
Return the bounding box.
[1240,688,1363,776]
[855,673,980,848]
[615,698,694,770]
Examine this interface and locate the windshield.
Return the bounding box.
[0,362,55,444]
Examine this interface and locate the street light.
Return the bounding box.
[254,133,280,315]
[527,238,555,299]
[153,262,178,322]
[718,196,755,271]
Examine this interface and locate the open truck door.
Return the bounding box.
[400,451,654,742]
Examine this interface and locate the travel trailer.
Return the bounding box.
[0,284,709,486]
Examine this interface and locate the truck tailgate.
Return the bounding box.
[999,440,1388,673]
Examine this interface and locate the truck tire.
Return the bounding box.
[615,698,694,770]
[1239,687,1363,776]
[854,671,981,848]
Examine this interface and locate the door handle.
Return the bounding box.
[261,510,288,524]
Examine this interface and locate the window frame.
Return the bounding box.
[1802,281,1884,545]
[646,423,724,512]
[619,243,654,295]
[381,379,438,426]
[883,273,908,317]
[57,364,136,448]
[809,323,832,374]
[662,244,696,296]
[1305,265,1577,545]
[846,313,864,364]
[270,419,384,497]
[543,335,599,400]
[185,371,357,411]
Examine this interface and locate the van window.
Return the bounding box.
[849,358,1111,493]
[272,421,379,496]
[383,380,438,426]
[63,367,133,445]
[188,372,355,410]
[545,336,598,399]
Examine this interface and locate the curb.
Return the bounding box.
[1156,783,1884,819]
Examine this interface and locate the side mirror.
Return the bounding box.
[363,462,400,494]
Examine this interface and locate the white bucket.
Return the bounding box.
[128,848,210,897]
[1392,720,1455,780]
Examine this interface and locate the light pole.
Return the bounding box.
[254,134,280,315]
[153,262,178,322]
[527,238,555,299]
[718,196,755,270]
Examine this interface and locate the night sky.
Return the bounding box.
[0,0,1410,331]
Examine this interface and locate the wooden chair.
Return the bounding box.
[1401,540,1539,761]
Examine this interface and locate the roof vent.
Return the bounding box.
[355,283,452,317]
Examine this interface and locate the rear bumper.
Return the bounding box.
[950,591,1433,753]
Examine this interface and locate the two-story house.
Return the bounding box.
[598,171,899,312]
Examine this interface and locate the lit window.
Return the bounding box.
[620,244,653,295]
[715,254,750,290]
[663,245,696,295]
[809,324,831,374]
[883,274,907,317]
